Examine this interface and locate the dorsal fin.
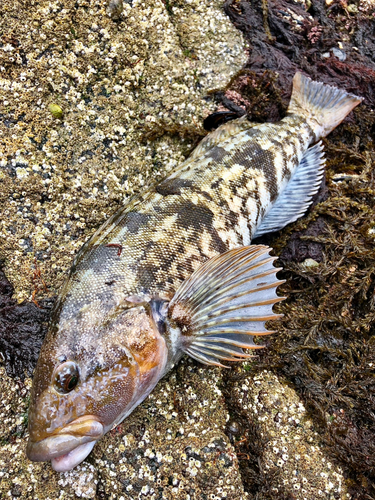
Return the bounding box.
[253,142,326,238]
[189,116,257,161]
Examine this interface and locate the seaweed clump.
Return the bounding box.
[268,157,375,499]
[221,0,375,497]
[0,266,52,379]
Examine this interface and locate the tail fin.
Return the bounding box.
[288,72,363,140]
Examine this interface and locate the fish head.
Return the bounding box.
[26,297,168,472]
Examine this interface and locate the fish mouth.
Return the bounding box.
[26,415,104,472]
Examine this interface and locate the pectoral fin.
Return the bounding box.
[168,246,285,368]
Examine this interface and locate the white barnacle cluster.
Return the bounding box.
[0,0,245,302]
[57,463,98,498]
[232,369,351,499]
[0,372,37,495]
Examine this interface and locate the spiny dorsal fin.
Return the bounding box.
[253,142,326,239]
[189,115,257,161]
[168,246,285,368]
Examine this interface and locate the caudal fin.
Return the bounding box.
[288,72,362,140]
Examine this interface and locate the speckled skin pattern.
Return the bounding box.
[66,115,312,297]
[52,114,314,367]
[27,111,315,467]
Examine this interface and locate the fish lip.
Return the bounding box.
[26,415,104,462]
[51,441,97,472]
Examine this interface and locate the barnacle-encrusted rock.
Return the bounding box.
[0,0,246,303]
[1,0,374,498]
[227,369,350,499]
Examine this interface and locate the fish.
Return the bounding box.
[26,73,362,472]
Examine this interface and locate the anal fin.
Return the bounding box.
[167,246,285,368]
[253,142,326,238]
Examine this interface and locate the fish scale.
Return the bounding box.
[26,72,362,472]
[64,116,312,305]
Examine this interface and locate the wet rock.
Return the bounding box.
[0,0,246,303]
[228,369,350,499]
[0,362,247,499]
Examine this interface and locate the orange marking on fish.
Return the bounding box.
[105,243,123,256]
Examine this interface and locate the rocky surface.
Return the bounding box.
[0,0,246,302]
[0,360,352,500]
[1,0,375,499]
[227,369,350,499]
[0,363,246,499]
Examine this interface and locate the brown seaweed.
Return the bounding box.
[0,267,52,379]
[222,1,375,497]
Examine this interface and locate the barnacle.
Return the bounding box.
[106,0,124,20]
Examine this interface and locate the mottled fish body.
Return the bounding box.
[26,73,362,471]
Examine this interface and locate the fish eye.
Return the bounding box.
[53,361,80,394]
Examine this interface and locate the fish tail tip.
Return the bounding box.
[288,72,363,139]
